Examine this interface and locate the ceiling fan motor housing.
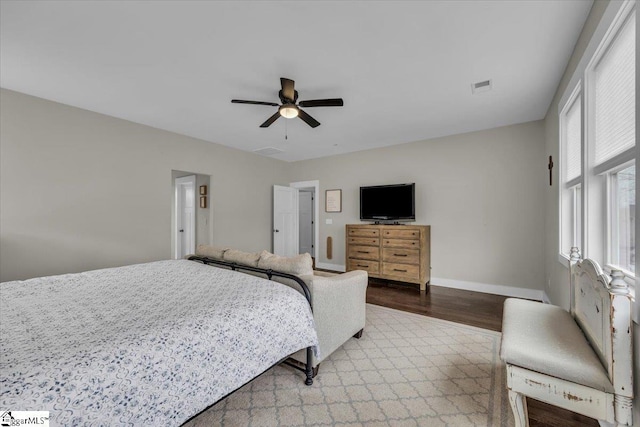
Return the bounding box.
[279,89,299,104]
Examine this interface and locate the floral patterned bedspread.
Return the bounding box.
[0,259,318,426]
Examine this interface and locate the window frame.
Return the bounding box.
[558,83,584,263]
[604,160,636,280]
[556,1,636,300]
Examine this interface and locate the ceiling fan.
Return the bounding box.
[231,77,344,128]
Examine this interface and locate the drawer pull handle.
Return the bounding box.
[357,264,368,267]
[394,254,408,257]
[393,269,407,272]
[357,250,369,254]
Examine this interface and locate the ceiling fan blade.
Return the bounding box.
[260,111,281,128]
[298,98,344,108]
[231,99,279,106]
[280,78,295,101]
[297,108,320,128]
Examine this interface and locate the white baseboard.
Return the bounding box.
[313,266,544,301]
[431,277,544,301]
[541,292,551,304]
[315,262,346,272]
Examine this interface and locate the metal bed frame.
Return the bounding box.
[187,255,315,386]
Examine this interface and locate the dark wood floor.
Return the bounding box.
[366,279,599,427]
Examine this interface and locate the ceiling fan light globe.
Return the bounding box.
[279,104,299,119]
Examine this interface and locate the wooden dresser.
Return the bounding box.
[346,224,431,292]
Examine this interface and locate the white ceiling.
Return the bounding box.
[0,1,593,162]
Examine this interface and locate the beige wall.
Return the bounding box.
[0,89,287,282]
[543,1,639,424]
[1,87,547,293]
[288,120,546,291]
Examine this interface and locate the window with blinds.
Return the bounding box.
[588,5,636,277]
[559,87,582,257]
[593,13,635,165]
[558,2,636,275]
[563,94,582,183]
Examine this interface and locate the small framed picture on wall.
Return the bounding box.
[325,189,342,213]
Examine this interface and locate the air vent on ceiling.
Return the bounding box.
[471,79,492,94]
[253,147,284,156]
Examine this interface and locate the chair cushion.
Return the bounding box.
[500,298,614,393]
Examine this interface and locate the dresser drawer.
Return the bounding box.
[382,248,420,264]
[348,227,380,238]
[382,262,420,282]
[383,238,420,249]
[348,236,380,246]
[382,228,420,240]
[348,259,380,274]
[348,245,380,261]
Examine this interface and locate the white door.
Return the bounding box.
[273,185,299,257]
[299,191,314,257]
[175,175,196,259]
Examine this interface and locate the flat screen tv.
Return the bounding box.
[360,183,415,222]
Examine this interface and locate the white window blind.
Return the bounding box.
[594,13,636,165]
[564,95,582,182]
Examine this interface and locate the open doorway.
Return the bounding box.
[290,180,319,263]
[172,170,212,259]
[299,190,314,257]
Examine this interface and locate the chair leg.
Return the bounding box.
[508,390,529,427]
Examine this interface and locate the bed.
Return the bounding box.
[0,259,318,426]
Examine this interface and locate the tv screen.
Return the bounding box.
[360,183,415,221]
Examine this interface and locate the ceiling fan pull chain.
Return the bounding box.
[285,119,288,140]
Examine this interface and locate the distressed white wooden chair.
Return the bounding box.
[500,248,634,427]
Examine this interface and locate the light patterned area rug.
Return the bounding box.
[185,304,514,426]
